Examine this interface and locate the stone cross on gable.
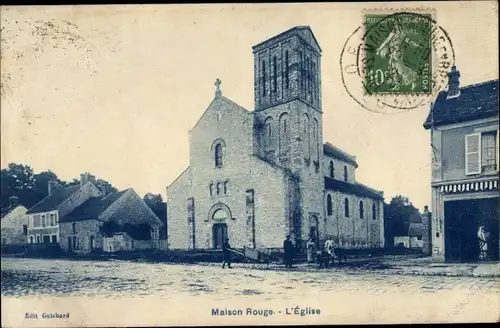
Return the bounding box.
[215,78,222,97]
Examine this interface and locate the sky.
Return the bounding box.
[1,2,498,211]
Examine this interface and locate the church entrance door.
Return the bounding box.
[212,223,228,249]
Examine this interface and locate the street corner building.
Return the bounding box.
[423,66,499,262]
[166,26,385,251]
[1,196,28,249]
[24,173,165,254]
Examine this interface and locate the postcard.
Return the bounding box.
[1,2,499,326]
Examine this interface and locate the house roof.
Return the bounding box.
[324,177,384,200]
[423,79,499,129]
[323,142,359,168]
[60,190,128,222]
[408,223,423,237]
[1,205,27,219]
[26,185,81,214]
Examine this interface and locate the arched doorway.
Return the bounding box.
[210,207,230,249]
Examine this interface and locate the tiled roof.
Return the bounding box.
[408,223,423,237]
[423,79,499,129]
[323,142,358,168]
[324,177,383,200]
[27,185,80,214]
[60,190,128,222]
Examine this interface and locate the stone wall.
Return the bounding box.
[323,154,356,184]
[59,219,102,253]
[324,190,383,248]
[421,206,432,256]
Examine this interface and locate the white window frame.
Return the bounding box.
[465,132,481,175]
[481,130,498,173]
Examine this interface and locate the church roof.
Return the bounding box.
[423,79,499,129]
[323,142,358,168]
[27,185,81,214]
[252,26,322,54]
[324,177,384,200]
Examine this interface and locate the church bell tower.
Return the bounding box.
[251,26,324,245]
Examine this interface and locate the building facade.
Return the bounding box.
[0,196,28,247]
[167,26,385,251]
[423,66,499,262]
[26,173,164,254]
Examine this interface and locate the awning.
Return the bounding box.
[439,179,498,193]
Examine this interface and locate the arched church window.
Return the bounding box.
[329,161,334,178]
[284,50,290,89]
[305,57,310,93]
[312,61,316,99]
[212,209,228,221]
[359,201,364,219]
[327,194,333,216]
[372,203,377,220]
[344,198,350,217]
[223,181,228,195]
[312,118,319,161]
[299,51,304,89]
[272,56,277,93]
[303,113,310,158]
[215,143,223,167]
[261,60,267,97]
[344,165,348,182]
[209,183,214,196]
[216,183,221,196]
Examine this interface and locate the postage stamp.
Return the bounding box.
[340,8,455,114]
[363,12,432,94]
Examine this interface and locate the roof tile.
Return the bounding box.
[423,79,499,129]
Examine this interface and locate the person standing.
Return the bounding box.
[306,238,315,263]
[283,235,294,268]
[324,236,335,266]
[222,238,232,269]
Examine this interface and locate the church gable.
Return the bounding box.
[296,26,322,54]
[189,95,250,135]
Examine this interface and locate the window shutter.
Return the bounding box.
[465,133,481,175]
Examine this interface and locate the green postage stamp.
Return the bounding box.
[363,12,433,94]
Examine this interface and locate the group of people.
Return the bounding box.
[221,235,341,269]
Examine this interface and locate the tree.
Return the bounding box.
[34,170,64,200]
[1,163,39,208]
[143,193,163,207]
[143,193,167,238]
[384,195,421,247]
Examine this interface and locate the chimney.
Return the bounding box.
[447,66,461,99]
[80,172,97,187]
[48,180,62,195]
[98,183,107,197]
[9,196,19,208]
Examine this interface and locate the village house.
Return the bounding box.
[25,173,164,254]
[1,196,28,248]
[167,26,385,251]
[423,66,499,262]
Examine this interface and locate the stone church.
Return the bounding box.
[167,26,385,251]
